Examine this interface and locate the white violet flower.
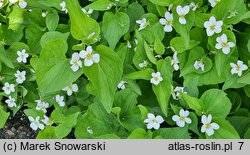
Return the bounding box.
[189,2,198,11]
[82,8,93,17]
[201,114,220,136]
[41,11,47,17]
[171,86,187,100]
[159,12,173,32]
[9,0,18,4]
[208,0,221,7]
[79,46,100,67]
[106,3,112,10]
[144,113,164,130]
[70,52,82,72]
[230,60,248,76]
[35,100,49,113]
[136,18,149,31]
[194,60,205,72]
[150,72,163,86]
[17,49,29,63]
[117,80,127,90]
[215,33,235,55]
[63,83,78,96]
[14,70,26,84]
[134,39,139,52]
[5,96,17,108]
[28,116,45,131]
[171,52,180,71]
[139,60,148,69]
[60,1,68,13]
[176,5,190,25]
[55,95,65,107]
[172,109,192,127]
[18,0,27,9]
[127,41,132,48]
[87,126,93,135]
[2,82,15,95]
[204,16,223,36]
[41,115,50,125]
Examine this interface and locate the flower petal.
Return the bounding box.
[164,25,173,32]
[176,120,185,127]
[156,116,164,123]
[206,128,215,136]
[210,123,220,130]
[172,115,180,122]
[179,17,187,24]
[159,18,166,25]
[185,118,192,124]
[201,115,207,124]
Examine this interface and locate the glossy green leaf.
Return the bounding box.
[66,0,100,42]
[102,12,130,49]
[83,45,123,113]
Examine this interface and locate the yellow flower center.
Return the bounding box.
[205,123,211,128]
[222,42,228,47]
[210,24,216,30]
[72,60,79,66]
[166,20,172,25]
[86,53,93,59]
[180,116,185,121]
[154,77,159,81]
[236,65,241,71]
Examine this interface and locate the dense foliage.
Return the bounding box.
[0,0,250,139]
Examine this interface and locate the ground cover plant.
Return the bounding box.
[0,0,250,139]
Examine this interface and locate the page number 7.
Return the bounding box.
[238,142,244,150]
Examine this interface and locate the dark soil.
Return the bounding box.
[0,111,38,139]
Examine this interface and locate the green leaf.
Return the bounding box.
[36,39,84,97]
[46,10,59,31]
[25,24,45,54]
[37,0,62,9]
[149,0,171,6]
[37,126,58,139]
[66,0,100,42]
[114,88,144,132]
[85,0,111,11]
[154,37,165,55]
[200,89,231,118]
[126,68,154,80]
[40,31,70,48]
[83,45,123,113]
[188,112,200,135]
[180,47,212,76]
[211,0,246,24]
[154,127,191,139]
[170,37,200,53]
[144,41,157,64]
[207,118,240,139]
[139,13,165,43]
[128,128,152,139]
[126,2,145,31]
[248,39,250,52]
[55,112,80,138]
[244,127,250,139]
[7,5,25,31]
[238,72,250,84]
[74,102,120,138]
[227,116,250,138]
[180,92,203,116]
[102,12,130,49]
[51,109,65,124]
[0,46,14,69]
[152,59,173,117]
[0,106,10,129]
